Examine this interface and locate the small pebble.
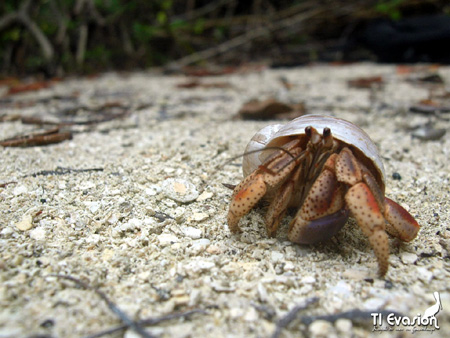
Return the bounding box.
[330,281,352,296]
[401,252,418,264]
[182,226,202,239]
[363,297,385,310]
[13,185,28,196]
[270,251,284,263]
[412,125,446,141]
[230,307,244,319]
[102,249,114,261]
[197,191,213,201]
[1,227,14,237]
[283,261,295,271]
[342,269,367,281]
[125,329,155,338]
[309,320,334,337]
[416,267,433,283]
[29,227,47,241]
[189,289,202,306]
[335,318,352,333]
[244,307,258,321]
[184,259,215,275]
[206,244,222,254]
[301,275,316,284]
[157,233,179,246]
[212,281,235,292]
[161,178,199,203]
[257,283,268,302]
[392,172,402,180]
[145,184,161,196]
[15,214,34,231]
[189,239,211,254]
[191,212,208,222]
[173,295,190,306]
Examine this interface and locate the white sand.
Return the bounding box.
[1,63,449,337]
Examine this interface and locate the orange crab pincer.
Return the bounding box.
[227,115,420,276]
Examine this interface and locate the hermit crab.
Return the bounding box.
[227,115,420,276]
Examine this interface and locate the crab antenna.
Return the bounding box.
[221,146,296,169]
[275,149,307,173]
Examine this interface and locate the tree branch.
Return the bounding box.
[17,12,54,61]
[166,5,324,69]
[171,0,235,23]
[0,12,19,30]
[76,24,88,65]
[0,0,54,61]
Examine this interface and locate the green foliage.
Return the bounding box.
[170,19,189,31]
[193,18,205,35]
[157,11,168,25]
[133,22,158,42]
[213,26,227,41]
[84,45,112,71]
[375,0,404,20]
[1,28,21,42]
[0,0,447,75]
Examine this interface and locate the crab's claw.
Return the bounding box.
[383,197,420,242]
[288,209,349,244]
[227,172,267,233]
[345,183,390,277]
[227,142,303,234]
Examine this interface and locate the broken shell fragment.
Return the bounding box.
[162,178,199,203]
[412,125,446,141]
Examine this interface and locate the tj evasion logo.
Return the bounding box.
[371,292,442,333]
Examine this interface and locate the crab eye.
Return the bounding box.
[305,126,312,137]
[323,127,331,137]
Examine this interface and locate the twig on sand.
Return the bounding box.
[26,166,103,178]
[51,274,207,338]
[51,274,154,338]
[299,308,406,325]
[84,309,207,338]
[0,127,72,147]
[271,297,319,338]
[272,301,406,337]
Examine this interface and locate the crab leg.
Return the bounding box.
[227,172,267,233]
[265,163,305,237]
[265,180,294,237]
[227,141,302,233]
[384,197,420,241]
[335,147,390,276]
[288,209,349,244]
[289,154,347,243]
[345,183,390,276]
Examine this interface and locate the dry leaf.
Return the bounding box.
[237,98,305,120]
[348,76,384,89]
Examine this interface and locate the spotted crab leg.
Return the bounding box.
[383,197,420,241]
[288,153,348,244]
[227,140,302,233]
[227,172,266,233]
[265,165,302,237]
[345,183,390,276]
[336,147,419,276]
[334,147,390,276]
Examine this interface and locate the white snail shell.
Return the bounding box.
[243,114,386,190]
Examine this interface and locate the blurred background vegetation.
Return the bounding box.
[1,0,449,76]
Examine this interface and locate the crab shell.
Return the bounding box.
[243,114,386,192]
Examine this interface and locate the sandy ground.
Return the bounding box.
[0,63,449,338]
